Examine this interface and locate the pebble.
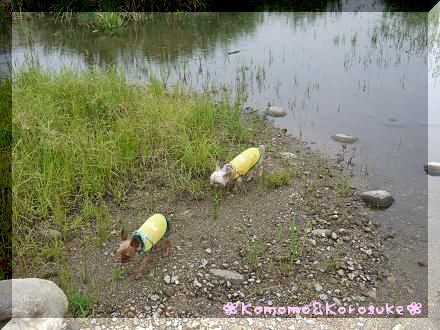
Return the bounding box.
[319,293,328,301]
[314,283,323,292]
[331,134,359,144]
[164,275,171,284]
[331,232,338,240]
[205,248,212,254]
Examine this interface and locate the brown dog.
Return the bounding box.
[117,213,171,279]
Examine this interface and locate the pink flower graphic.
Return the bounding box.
[223,302,238,315]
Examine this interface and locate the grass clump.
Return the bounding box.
[263,169,291,188]
[248,240,264,268]
[12,64,260,274]
[67,292,92,317]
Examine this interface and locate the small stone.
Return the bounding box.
[337,269,345,276]
[266,106,287,118]
[311,229,331,238]
[199,259,208,268]
[205,248,212,254]
[209,268,245,284]
[331,232,338,240]
[267,300,273,306]
[332,297,342,306]
[164,275,171,284]
[319,293,328,301]
[331,134,359,144]
[367,288,377,299]
[424,162,440,176]
[149,294,160,302]
[360,190,395,209]
[315,283,323,292]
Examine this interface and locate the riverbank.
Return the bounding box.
[12,66,421,318]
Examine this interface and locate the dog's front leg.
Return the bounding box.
[135,254,152,279]
[233,177,246,193]
[162,238,171,257]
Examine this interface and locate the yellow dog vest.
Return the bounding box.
[134,213,168,254]
[230,147,261,180]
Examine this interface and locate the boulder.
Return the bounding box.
[265,106,287,118]
[424,162,440,176]
[331,134,359,144]
[360,190,395,209]
[209,269,245,284]
[0,278,67,320]
[2,318,65,330]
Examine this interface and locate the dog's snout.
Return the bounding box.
[121,255,130,263]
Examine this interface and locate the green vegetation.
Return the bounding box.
[289,215,297,265]
[12,64,262,275]
[111,266,124,282]
[67,292,92,317]
[248,240,264,267]
[263,169,291,188]
[335,174,352,197]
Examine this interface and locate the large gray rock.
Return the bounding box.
[0,278,68,320]
[265,106,287,118]
[360,190,395,209]
[2,318,65,330]
[331,134,359,144]
[424,162,440,176]
[209,268,245,284]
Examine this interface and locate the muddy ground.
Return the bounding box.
[55,122,425,319]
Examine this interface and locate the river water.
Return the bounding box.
[12,11,435,306]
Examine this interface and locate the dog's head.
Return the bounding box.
[210,164,234,187]
[117,228,141,263]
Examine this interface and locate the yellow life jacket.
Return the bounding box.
[230,147,261,180]
[134,213,168,254]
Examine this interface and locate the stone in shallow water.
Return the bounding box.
[331,134,359,144]
[209,269,244,284]
[424,162,440,176]
[265,106,287,118]
[360,190,395,209]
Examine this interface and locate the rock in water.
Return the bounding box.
[209,268,245,284]
[360,190,395,209]
[265,106,287,118]
[424,162,440,176]
[331,134,359,144]
[0,278,68,320]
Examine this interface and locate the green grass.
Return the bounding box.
[335,174,352,197]
[263,169,291,188]
[289,215,297,265]
[67,292,92,317]
[111,266,124,282]
[12,64,261,275]
[248,240,264,268]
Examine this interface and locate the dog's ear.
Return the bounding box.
[223,164,233,174]
[130,236,141,249]
[120,226,128,241]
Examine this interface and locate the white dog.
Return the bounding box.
[210,145,265,189]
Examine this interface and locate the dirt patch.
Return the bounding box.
[59,124,416,318]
